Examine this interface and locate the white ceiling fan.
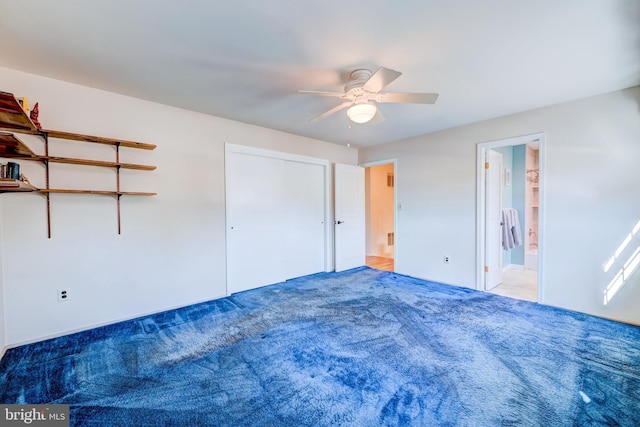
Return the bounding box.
[298,67,439,124]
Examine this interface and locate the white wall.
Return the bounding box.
[360,86,640,325]
[0,67,357,346]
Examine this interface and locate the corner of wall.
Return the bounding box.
[0,195,6,358]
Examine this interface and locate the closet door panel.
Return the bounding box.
[285,161,326,278]
[227,152,287,294]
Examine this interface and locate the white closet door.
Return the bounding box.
[285,161,326,278]
[227,152,287,294]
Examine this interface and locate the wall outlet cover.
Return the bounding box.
[57,289,70,302]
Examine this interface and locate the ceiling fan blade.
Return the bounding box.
[363,67,402,93]
[297,90,345,98]
[375,92,439,104]
[368,109,385,125]
[310,101,352,122]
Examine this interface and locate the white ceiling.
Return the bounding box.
[1,1,638,148]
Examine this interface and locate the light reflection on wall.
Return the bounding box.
[603,220,640,305]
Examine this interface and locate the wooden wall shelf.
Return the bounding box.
[44,156,156,171]
[0,91,39,132]
[0,132,38,158]
[41,189,157,196]
[0,178,38,193]
[43,129,156,150]
[1,133,155,170]
[0,90,156,236]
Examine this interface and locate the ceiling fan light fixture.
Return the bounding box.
[347,102,377,124]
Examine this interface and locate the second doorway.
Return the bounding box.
[365,162,395,272]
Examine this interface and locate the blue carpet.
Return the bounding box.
[1,267,639,426]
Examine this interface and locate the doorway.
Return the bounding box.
[476,134,544,302]
[364,161,396,272]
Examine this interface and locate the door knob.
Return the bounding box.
[336,220,344,224]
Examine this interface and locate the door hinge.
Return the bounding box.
[484,266,489,273]
[485,162,489,169]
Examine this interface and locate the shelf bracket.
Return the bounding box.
[116,142,121,235]
[44,132,51,238]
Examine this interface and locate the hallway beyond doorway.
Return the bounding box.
[365,161,396,273]
[366,256,394,272]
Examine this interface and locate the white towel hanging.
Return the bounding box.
[501,208,522,250]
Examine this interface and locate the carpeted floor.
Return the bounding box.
[1,267,639,426]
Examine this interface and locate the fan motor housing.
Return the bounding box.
[344,69,372,94]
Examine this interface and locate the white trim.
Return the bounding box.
[225,143,330,166]
[476,133,546,303]
[224,143,332,296]
[360,159,397,168]
[361,158,398,273]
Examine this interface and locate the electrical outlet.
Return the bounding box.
[57,289,70,302]
[443,255,450,264]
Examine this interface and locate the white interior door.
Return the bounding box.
[485,149,503,290]
[285,161,326,278]
[335,163,365,271]
[227,152,287,294]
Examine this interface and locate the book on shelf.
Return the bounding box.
[0,161,21,179]
[0,160,34,191]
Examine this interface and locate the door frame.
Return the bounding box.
[224,143,332,296]
[361,159,398,272]
[476,133,545,302]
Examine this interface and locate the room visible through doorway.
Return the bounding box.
[365,163,395,272]
[477,133,544,303]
